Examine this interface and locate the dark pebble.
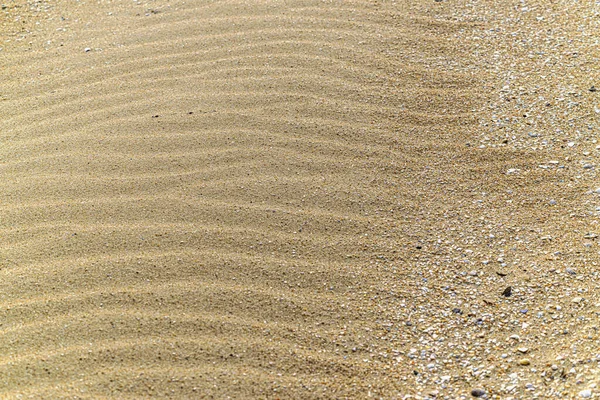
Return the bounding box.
[502,286,512,297]
[471,388,486,397]
[590,86,597,92]
[452,308,463,314]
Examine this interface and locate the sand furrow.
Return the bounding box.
[0,0,489,397]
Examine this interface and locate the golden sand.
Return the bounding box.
[1,0,600,398]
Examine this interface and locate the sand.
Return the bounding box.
[1,0,599,398]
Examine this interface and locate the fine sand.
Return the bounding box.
[1,0,600,398]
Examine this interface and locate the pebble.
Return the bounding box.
[84,47,91,52]
[518,347,529,353]
[573,297,583,304]
[502,286,512,297]
[519,359,531,366]
[580,389,592,398]
[471,388,486,397]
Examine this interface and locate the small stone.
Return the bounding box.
[580,389,592,398]
[566,268,576,275]
[84,47,92,52]
[471,388,486,398]
[519,359,531,366]
[590,86,597,93]
[584,164,595,169]
[502,286,512,297]
[518,347,529,353]
[573,297,583,304]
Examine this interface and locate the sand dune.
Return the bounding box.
[2,0,598,398]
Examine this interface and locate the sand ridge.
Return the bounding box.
[1,0,478,397]
[2,0,599,398]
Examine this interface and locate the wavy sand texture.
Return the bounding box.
[0,1,485,397]
[2,0,599,398]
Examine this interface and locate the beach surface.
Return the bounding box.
[1,0,600,398]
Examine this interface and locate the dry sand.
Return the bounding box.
[1,0,600,398]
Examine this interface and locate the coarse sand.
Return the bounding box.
[1,0,600,398]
